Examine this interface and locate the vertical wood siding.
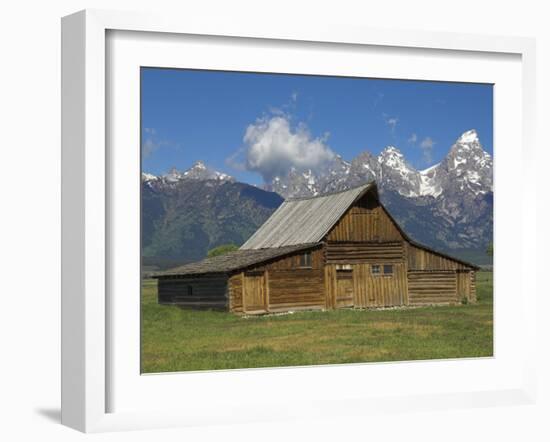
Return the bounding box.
[335,269,354,308]
[228,273,243,312]
[325,263,407,308]
[267,269,325,312]
[243,272,267,313]
[326,199,403,242]
[406,243,470,271]
[456,271,471,303]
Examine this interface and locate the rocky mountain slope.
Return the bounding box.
[142,166,282,265]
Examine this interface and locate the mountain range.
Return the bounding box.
[142,129,493,267]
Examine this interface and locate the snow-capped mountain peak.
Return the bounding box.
[267,129,492,203]
[436,130,493,196]
[378,145,403,162]
[176,161,233,182]
[164,167,184,183]
[377,145,423,197]
[457,129,479,144]
[145,161,234,187]
[188,160,207,171]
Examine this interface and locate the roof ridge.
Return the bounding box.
[285,181,375,201]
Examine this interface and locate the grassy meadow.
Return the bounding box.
[141,271,493,373]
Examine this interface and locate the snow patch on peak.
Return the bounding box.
[161,162,234,183]
[418,163,443,197]
[378,146,407,167]
[419,162,440,175]
[302,170,316,185]
[184,161,207,174]
[419,173,443,198]
[142,172,157,181]
[458,129,479,144]
[164,167,183,183]
[380,145,403,156]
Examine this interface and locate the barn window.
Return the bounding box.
[187,285,193,296]
[300,251,312,268]
[383,264,393,275]
[371,265,381,275]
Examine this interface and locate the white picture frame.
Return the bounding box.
[61,9,537,433]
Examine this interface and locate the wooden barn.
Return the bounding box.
[152,182,479,313]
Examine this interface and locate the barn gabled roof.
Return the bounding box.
[152,243,322,278]
[241,182,376,249]
[241,181,479,270]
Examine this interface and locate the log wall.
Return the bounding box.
[407,271,458,306]
[158,275,228,310]
[470,271,477,303]
[252,248,324,271]
[326,241,404,264]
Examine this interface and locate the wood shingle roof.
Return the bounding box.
[152,243,321,277]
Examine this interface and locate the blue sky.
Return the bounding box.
[141,68,493,185]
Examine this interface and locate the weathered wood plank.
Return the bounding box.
[158,276,229,310]
[407,244,471,271]
[407,270,458,305]
[326,196,403,242]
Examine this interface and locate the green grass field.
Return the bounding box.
[141,271,493,373]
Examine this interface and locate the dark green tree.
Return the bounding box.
[207,243,239,258]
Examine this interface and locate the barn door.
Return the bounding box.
[243,271,267,314]
[335,269,354,308]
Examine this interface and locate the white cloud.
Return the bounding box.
[142,138,160,157]
[242,114,334,181]
[420,136,435,149]
[225,147,247,171]
[142,128,179,158]
[408,133,418,144]
[372,92,384,109]
[419,136,436,164]
[383,114,399,133]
